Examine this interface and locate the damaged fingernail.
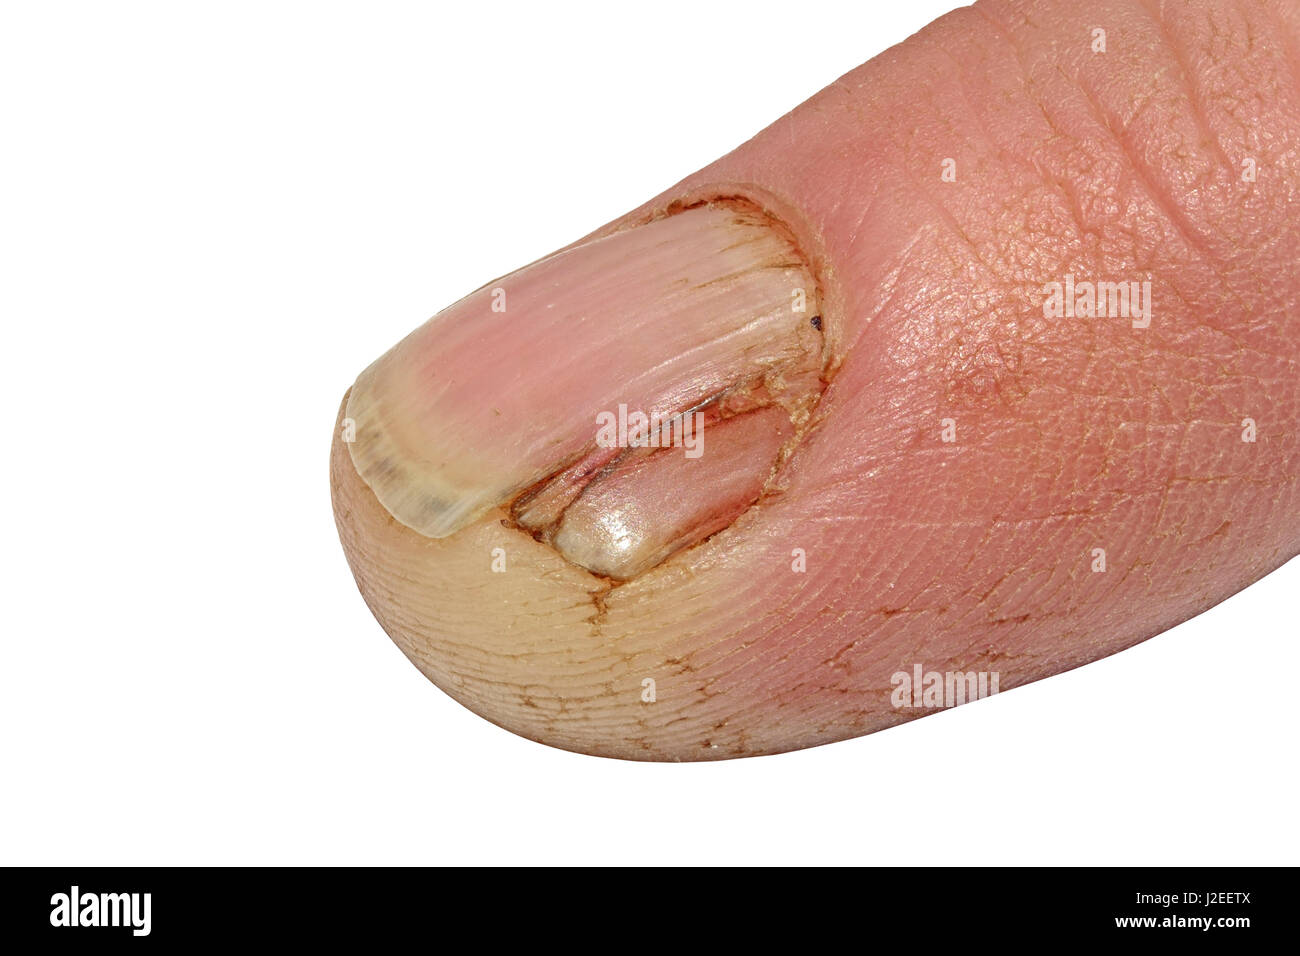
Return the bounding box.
[345,200,825,575]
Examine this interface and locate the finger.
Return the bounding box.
[332,0,1300,760]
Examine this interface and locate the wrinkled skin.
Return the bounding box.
[332,0,1300,760]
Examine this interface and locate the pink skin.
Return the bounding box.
[333,0,1300,759]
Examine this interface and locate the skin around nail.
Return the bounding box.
[331,0,1300,761]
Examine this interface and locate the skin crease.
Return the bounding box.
[331,0,1300,760]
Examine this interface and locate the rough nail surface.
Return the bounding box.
[345,203,823,541]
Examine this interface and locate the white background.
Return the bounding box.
[2,0,1296,865]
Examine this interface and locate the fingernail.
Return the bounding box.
[344,201,824,571]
